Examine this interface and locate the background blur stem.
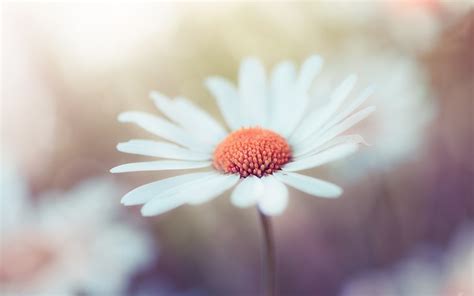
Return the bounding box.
[258,209,276,296]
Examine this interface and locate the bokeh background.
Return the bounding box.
[1,1,473,295]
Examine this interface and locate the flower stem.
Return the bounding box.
[258,209,276,296]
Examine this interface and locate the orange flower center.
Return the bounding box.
[213,127,291,178]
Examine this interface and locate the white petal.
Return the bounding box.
[230,176,264,208]
[328,74,358,109]
[150,92,227,146]
[121,172,216,205]
[279,56,324,137]
[174,97,227,136]
[270,61,296,98]
[205,77,241,130]
[239,57,268,127]
[275,172,342,198]
[187,174,240,205]
[141,196,186,216]
[294,134,367,159]
[278,92,307,137]
[294,106,376,157]
[1,162,31,230]
[118,111,209,151]
[258,176,289,216]
[321,85,375,131]
[283,143,358,172]
[110,160,211,173]
[288,106,328,145]
[117,140,211,161]
[141,173,239,216]
[149,91,176,121]
[290,75,357,143]
[268,61,296,133]
[297,55,324,92]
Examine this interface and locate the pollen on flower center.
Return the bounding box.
[213,127,291,178]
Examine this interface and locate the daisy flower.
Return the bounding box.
[111,55,375,216]
[341,225,474,296]
[308,48,434,180]
[0,161,154,295]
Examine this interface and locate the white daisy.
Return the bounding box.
[111,55,375,216]
[341,225,474,296]
[309,48,435,180]
[0,161,154,295]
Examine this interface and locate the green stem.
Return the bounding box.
[258,209,276,296]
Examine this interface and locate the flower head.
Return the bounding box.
[213,127,291,178]
[112,55,375,216]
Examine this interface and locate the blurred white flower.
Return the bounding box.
[441,226,474,295]
[0,161,155,295]
[341,225,474,296]
[112,55,375,216]
[313,47,435,180]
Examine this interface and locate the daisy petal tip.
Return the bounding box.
[109,165,126,174]
[326,186,344,198]
[365,105,377,116]
[116,142,127,151]
[149,90,159,97]
[140,207,154,217]
[204,76,234,93]
[330,190,343,198]
[230,199,248,209]
[140,204,159,217]
[117,113,126,122]
[204,77,219,91]
[258,204,287,216]
[242,56,260,64]
[117,112,134,123]
[149,90,168,102]
[267,208,287,216]
[348,142,361,152]
[358,136,371,146]
[120,193,141,206]
[205,76,220,84]
[120,196,130,205]
[306,54,324,67]
[338,143,359,158]
[241,57,265,73]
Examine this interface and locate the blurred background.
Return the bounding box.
[1,1,473,295]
